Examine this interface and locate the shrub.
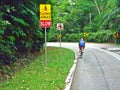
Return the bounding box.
[60,30,113,43]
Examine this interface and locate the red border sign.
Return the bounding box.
[40,20,52,28]
[40,4,52,28]
[57,23,64,30]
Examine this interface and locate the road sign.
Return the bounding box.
[40,4,52,28]
[57,23,64,30]
[114,32,119,38]
[40,20,52,28]
[57,34,61,38]
[39,4,52,66]
[57,23,63,47]
[40,4,51,20]
[84,32,88,37]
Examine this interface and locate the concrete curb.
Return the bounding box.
[64,50,78,90]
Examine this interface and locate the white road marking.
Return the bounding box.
[89,47,120,61]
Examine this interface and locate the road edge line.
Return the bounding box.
[90,47,120,60]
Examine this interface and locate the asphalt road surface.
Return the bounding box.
[47,42,120,90]
[71,47,120,90]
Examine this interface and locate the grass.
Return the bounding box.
[0,47,74,90]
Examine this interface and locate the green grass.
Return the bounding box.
[0,47,74,90]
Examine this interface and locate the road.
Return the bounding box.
[47,42,120,90]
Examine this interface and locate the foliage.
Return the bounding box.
[87,30,113,43]
[48,0,119,43]
[0,0,48,78]
[61,30,113,43]
[62,33,83,42]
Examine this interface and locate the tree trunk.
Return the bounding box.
[93,0,101,15]
[89,12,92,24]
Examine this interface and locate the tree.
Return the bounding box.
[48,0,118,42]
[0,0,47,68]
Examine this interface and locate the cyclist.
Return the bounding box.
[79,38,85,55]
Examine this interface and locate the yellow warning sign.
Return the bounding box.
[84,32,88,37]
[57,34,61,38]
[40,4,51,20]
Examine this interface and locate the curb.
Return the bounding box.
[64,50,78,90]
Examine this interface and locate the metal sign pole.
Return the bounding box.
[60,30,61,47]
[45,27,47,66]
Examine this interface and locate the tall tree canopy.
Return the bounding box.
[48,0,119,42]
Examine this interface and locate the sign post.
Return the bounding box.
[40,4,52,66]
[44,27,47,66]
[57,23,64,47]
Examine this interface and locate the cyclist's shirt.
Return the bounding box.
[79,40,85,47]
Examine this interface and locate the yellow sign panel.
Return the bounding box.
[114,32,119,38]
[84,32,88,37]
[40,4,51,20]
[57,34,61,38]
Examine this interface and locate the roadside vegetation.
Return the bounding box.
[1,0,120,88]
[0,47,74,90]
[50,0,120,43]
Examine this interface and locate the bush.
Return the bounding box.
[87,30,113,43]
[60,30,113,43]
[62,33,84,42]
